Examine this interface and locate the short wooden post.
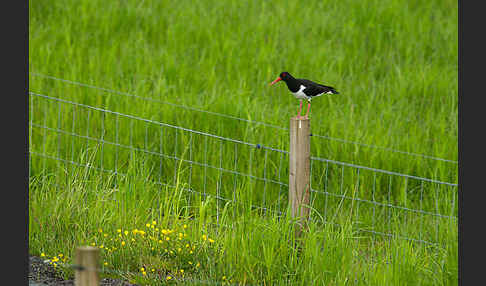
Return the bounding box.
[289,117,311,236]
[75,246,100,286]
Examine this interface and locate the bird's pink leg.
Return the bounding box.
[297,100,303,118]
[305,101,311,118]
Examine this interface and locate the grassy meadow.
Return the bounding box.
[29,0,458,285]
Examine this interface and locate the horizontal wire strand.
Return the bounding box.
[310,188,456,220]
[310,157,457,187]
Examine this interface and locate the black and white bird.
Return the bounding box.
[270,72,339,118]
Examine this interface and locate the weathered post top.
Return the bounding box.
[75,246,100,286]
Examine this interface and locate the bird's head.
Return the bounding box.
[270,72,292,85]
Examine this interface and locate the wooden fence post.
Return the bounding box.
[289,117,311,237]
[75,246,100,286]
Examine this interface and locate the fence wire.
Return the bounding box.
[29,90,457,284]
[29,92,457,249]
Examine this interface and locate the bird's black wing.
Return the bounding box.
[298,79,339,96]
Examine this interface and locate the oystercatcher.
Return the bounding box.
[270,72,339,118]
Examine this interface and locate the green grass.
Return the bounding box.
[29,160,457,285]
[29,0,457,285]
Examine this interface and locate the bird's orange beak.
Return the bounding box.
[270,77,282,86]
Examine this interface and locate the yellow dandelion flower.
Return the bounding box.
[152,220,157,225]
[177,248,181,252]
[117,229,121,233]
[188,261,193,265]
[151,247,155,251]
[189,250,193,254]
[202,235,207,241]
[140,267,145,272]
[91,242,96,246]
[40,253,45,257]
[222,276,226,280]
[192,246,196,250]
[121,241,126,246]
[161,229,168,235]
[170,250,174,254]
[208,238,215,243]
[146,223,150,227]
[183,224,187,229]
[104,262,108,266]
[166,276,172,280]
[166,237,170,241]
[151,268,155,272]
[196,262,200,267]
[98,228,103,233]
[103,234,108,237]
[131,238,135,242]
[185,244,189,248]
[155,228,159,232]
[124,230,129,236]
[132,229,138,234]
[158,240,163,243]
[142,271,147,276]
[180,269,184,274]
[184,233,187,237]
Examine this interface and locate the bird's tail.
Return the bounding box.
[327,87,340,94]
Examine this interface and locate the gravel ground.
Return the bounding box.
[29,255,139,286]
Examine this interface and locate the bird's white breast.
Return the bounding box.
[292,85,309,99]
